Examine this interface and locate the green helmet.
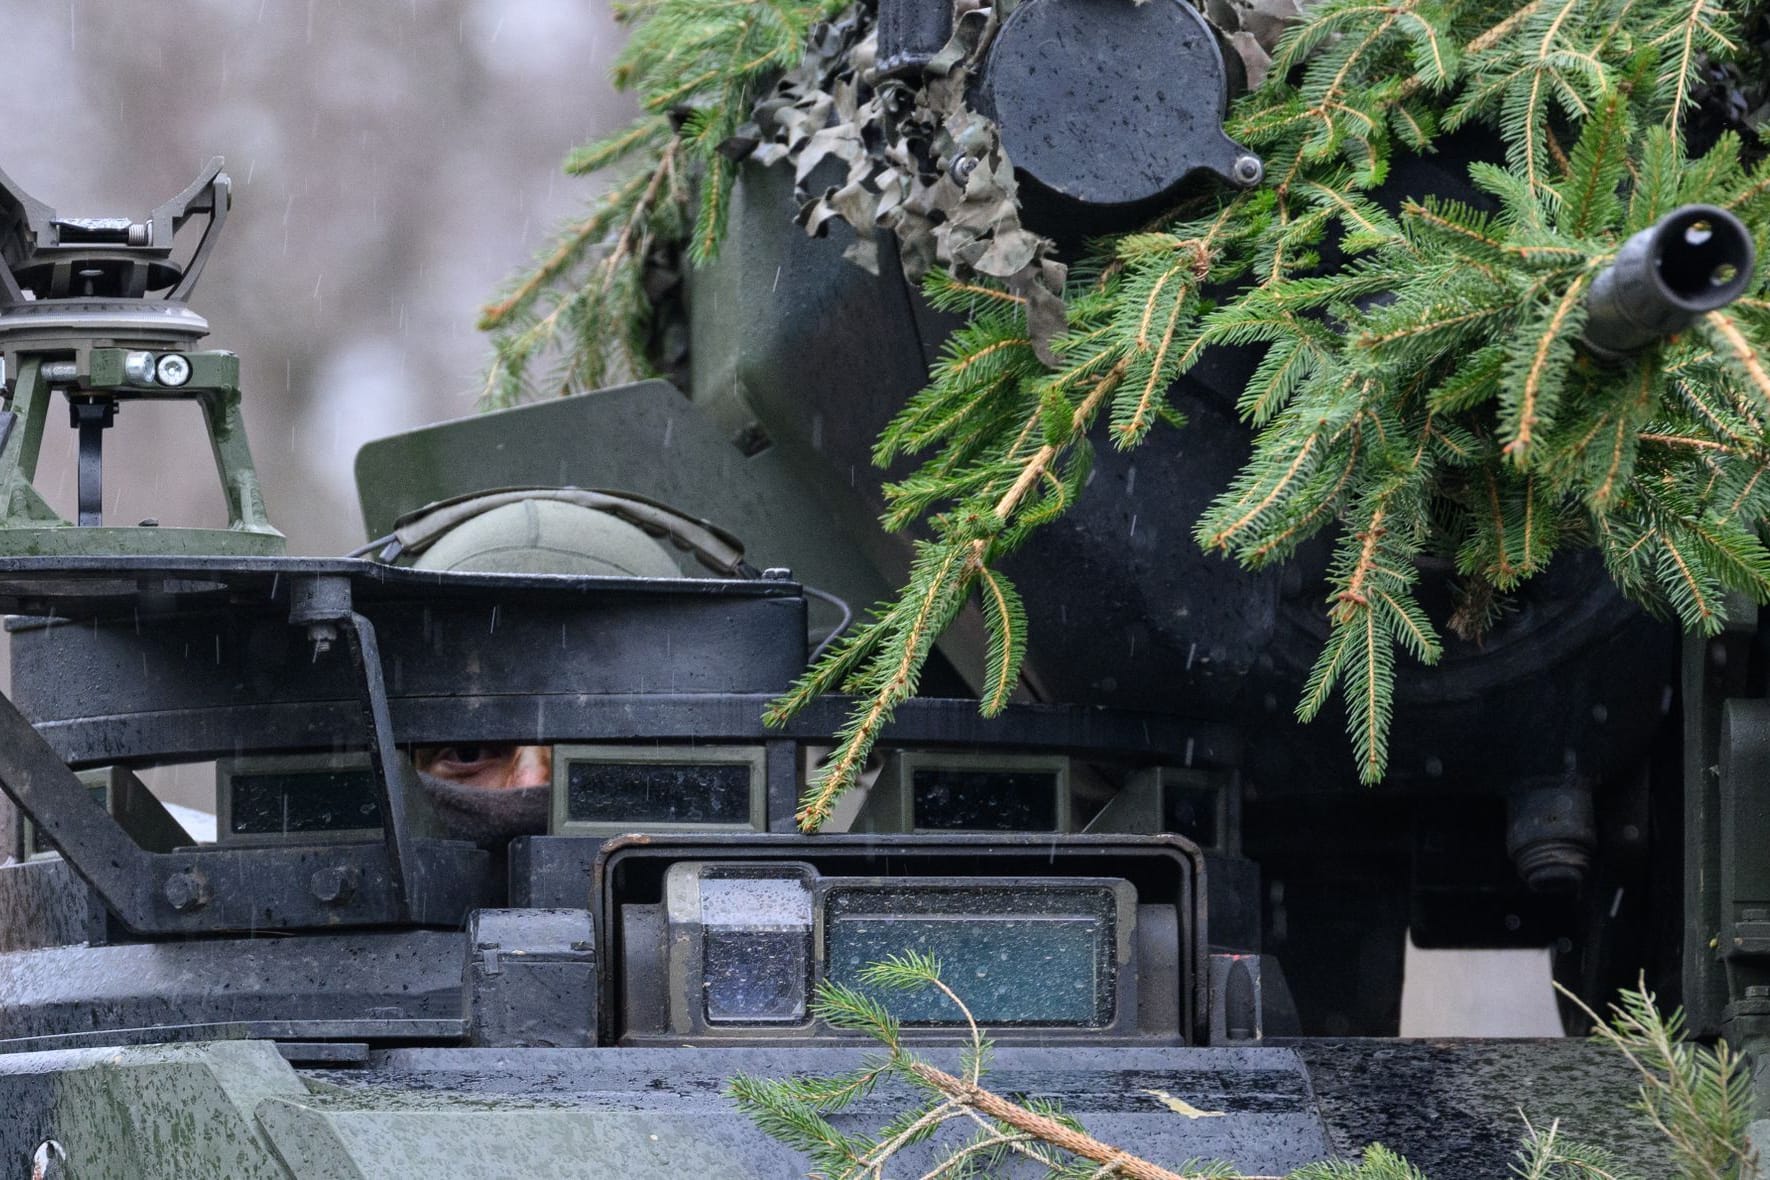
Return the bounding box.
[412,498,680,578]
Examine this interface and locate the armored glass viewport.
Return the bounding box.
[664,862,816,1027]
[551,743,768,835]
[824,881,1121,1026]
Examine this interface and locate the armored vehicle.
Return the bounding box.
[0,2,1764,1175]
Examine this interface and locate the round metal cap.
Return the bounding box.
[980,0,1249,207]
[413,499,682,578]
[0,299,210,348]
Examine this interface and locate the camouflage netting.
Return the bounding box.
[729,0,1298,361]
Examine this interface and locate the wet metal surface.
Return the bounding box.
[0,1035,1675,1176]
[0,931,463,1050]
[304,1045,1336,1176]
[1291,1038,1674,1175]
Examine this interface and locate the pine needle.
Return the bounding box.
[482,0,1770,796]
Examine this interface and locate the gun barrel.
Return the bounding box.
[1581,204,1756,360]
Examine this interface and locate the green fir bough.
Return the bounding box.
[730,958,1756,1177]
[477,0,846,402]
[482,0,1770,824]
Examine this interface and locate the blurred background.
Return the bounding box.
[0,0,1559,1036]
[0,0,632,555]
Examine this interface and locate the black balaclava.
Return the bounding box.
[414,769,550,847]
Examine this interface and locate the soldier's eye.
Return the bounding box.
[443,745,489,765]
[420,744,514,773]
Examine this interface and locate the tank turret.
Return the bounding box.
[1,0,1751,1166]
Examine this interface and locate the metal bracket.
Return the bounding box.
[1721,698,1770,964]
[465,909,597,1047]
[67,396,116,526]
[0,572,490,932]
[0,350,284,554]
[1208,953,1263,1045]
[1716,691,1770,1117]
[0,683,490,932]
[1684,613,1760,1036]
[290,575,421,918]
[0,158,283,557]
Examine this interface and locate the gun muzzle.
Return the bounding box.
[1581,204,1756,361]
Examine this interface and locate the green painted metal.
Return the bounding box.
[682,164,992,690]
[412,499,680,577]
[0,524,284,558]
[5,1040,811,1178]
[0,348,282,556]
[7,1041,301,1179]
[4,1037,1670,1178]
[355,381,898,646]
[0,358,63,528]
[254,1099,753,1180]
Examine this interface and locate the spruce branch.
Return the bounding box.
[1503,269,1596,461]
[1288,1147,1432,1180]
[901,1061,1230,1180]
[1503,1116,1641,1180]
[1704,309,1770,406]
[784,345,1127,828]
[782,0,1770,802]
[730,957,1274,1180]
[736,964,1739,1179]
[1650,0,1741,133]
[783,537,978,832]
[486,0,1770,801]
[478,0,841,404]
[478,126,685,405]
[973,564,1027,716]
[1555,979,1756,1180]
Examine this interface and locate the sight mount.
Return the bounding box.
[0,158,281,555]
